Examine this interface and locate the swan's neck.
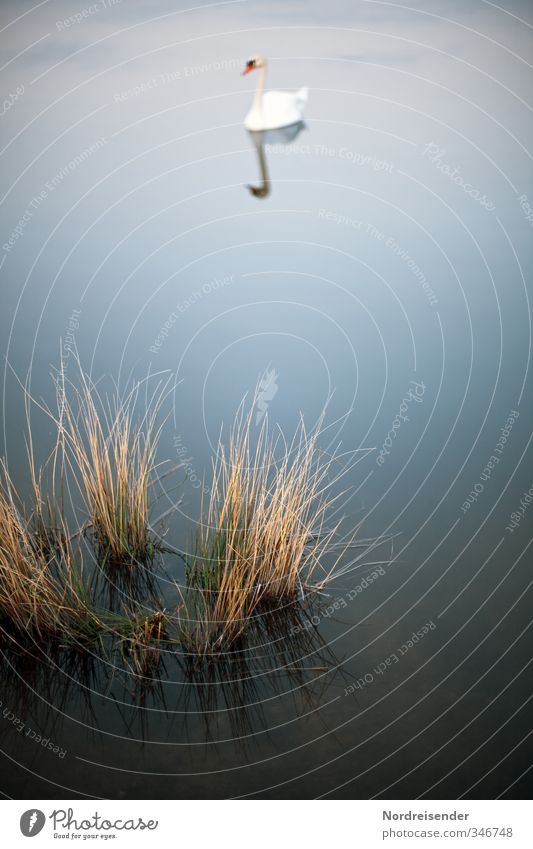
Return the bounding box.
[253,64,266,110]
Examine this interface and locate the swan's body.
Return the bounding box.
[245,89,308,131]
[243,56,307,131]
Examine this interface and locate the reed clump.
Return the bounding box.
[1,363,366,665]
[119,609,167,678]
[183,402,347,652]
[0,464,102,643]
[0,361,171,645]
[53,366,169,567]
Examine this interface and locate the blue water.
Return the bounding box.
[0,0,532,799]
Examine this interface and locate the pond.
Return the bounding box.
[0,0,532,800]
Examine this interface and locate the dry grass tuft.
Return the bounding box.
[52,363,170,567]
[0,462,102,642]
[0,359,174,648]
[183,399,351,652]
[119,609,167,678]
[1,363,372,664]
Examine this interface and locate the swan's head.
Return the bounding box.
[242,55,266,75]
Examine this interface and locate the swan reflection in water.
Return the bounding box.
[246,121,306,198]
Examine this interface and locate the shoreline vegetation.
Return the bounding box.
[0,360,380,687]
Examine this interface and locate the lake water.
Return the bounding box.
[0,0,532,799]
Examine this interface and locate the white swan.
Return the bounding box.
[242,55,308,132]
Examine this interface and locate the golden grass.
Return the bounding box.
[0,462,102,642]
[1,363,369,666]
[52,364,169,566]
[119,609,167,678]
[0,360,175,649]
[183,400,349,652]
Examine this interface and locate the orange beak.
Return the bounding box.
[242,63,254,75]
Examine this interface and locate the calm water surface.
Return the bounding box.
[0,0,532,799]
